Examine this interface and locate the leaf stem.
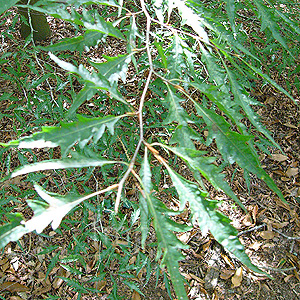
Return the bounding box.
[114,0,153,213]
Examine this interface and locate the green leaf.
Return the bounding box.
[194,105,286,204]
[48,53,127,105]
[139,150,151,248]
[90,53,132,85]
[0,214,30,249]
[241,60,295,103]
[83,15,125,40]
[164,165,267,276]
[3,152,118,180]
[140,151,189,300]
[224,0,236,33]
[66,83,98,118]
[1,114,123,157]
[40,30,104,53]
[226,68,281,150]
[163,86,192,126]
[0,0,19,15]
[160,145,246,211]
[252,0,289,51]
[24,183,94,233]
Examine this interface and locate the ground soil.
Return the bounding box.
[0,5,300,300]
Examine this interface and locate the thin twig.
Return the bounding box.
[237,224,266,237]
[114,0,153,213]
[272,228,300,240]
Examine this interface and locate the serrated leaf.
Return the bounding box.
[49,53,127,105]
[3,152,118,180]
[160,145,246,211]
[0,214,30,249]
[164,86,192,126]
[40,30,104,53]
[66,83,98,118]
[241,60,295,103]
[24,183,95,233]
[0,114,122,157]
[174,0,210,44]
[83,16,125,40]
[224,0,236,33]
[194,105,286,204]
[140,151,189,300]
[150,195,189,300]
[252,0,289,51]
[90,54,132,84]
[139,150,151,248]
[165,165,267,275]
[226,68,281,150]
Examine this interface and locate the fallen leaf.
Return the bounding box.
[283,123,298,129]
[232,267,243,287]
[248,241,263,251]
[259,230,277,240]
[271,221,289,229]
[190,273,205,284]
[132,290,141,300]
[220,269,235,280]
[94,280,106,291]
[0,281,30,293]
[271,154,288,162]
[284,274,294,282]
[286,167,299,177]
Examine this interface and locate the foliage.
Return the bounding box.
[0,0,299,298]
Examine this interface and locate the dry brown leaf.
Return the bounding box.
[94,280,106,291]
[190,273,205,284]
[259,230,277,239]
[283,123,298,129]
[248,241,263,251]
[132,291,141,300]
[271,221,289,229]
[286,167,299,177]
[271,154,288,162]
[0,281,30,293]
[231,267,243,287]
[220,269,235,280]
[242,213,253,226]
[129,255,137,265]
[284,274,294,282]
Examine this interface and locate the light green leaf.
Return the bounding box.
[0,114,123,157]
[139,150,152,248]
[252,0,289,51]
[83,16,125,40]
[40,30,104,53]
[140,151,189,300]
[164,86,192,126]
[160,145,246,211]
[3,152,118,180]
[174,0,210,44]
[49,53,127,105]
[0,214,30,249]
[224,0,236,33]
[90,54,132,84]
[165,165,267,276]
[0,0,19,15]
[24,183,92,233]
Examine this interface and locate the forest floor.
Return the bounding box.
[0,6,300,300]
